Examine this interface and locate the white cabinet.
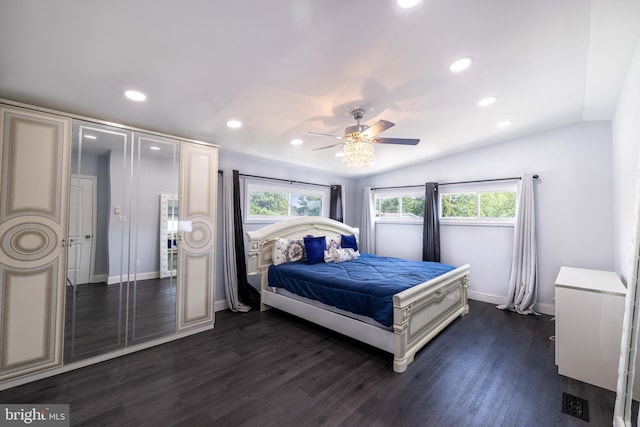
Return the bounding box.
[555,266,625,392]
[176,142,218,332]
[0,106,71,381]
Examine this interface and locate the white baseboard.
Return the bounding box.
[107,271,160,285]
[214,300,228,312]
[91,274,107,284]
[468,290,554,316]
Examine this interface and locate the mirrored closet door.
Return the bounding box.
[65,120,180,362]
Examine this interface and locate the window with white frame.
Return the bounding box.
[245,180,329,222]
[374,189,424,222]
[439,182,517,225]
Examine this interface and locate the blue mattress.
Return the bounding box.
[267,254,455,327]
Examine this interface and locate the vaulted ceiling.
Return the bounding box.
[1,0,639,176]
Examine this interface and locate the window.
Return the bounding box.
[245,181,328,222]
[374,190,424,222]
[439,183,517,225]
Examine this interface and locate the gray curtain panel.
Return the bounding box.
[329,184,344,222]
[222,173,251,312]
[422,182,440,262]
[498,174,538,314]
[359,187,375,254]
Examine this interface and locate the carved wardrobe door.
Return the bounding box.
[176,142,217,332]
[0,105,71,381]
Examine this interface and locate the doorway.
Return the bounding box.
[67,175,96,285]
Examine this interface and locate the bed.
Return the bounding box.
[246,217,470,373]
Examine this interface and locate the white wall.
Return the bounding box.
[613,39,640,285]
[356,121,615,313]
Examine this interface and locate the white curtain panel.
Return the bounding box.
[498,174,538,314]
[360,187,376,254]
[222,176,251,313]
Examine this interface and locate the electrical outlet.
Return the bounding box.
[136,259,140,267]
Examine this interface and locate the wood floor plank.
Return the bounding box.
[0,300,628,426]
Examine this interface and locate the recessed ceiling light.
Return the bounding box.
[449,58,472,72]
[84,135,97,140]
[290,139,303,146]
[226,120,242,129]
[397,0,421,8]
[124,90,146,102]
[497,120,512,128]
[477,96,497,107]
[335,151,344,158]
[149,146,160,150]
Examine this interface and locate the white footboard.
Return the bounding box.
[392,264,470,373]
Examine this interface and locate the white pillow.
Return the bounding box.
[272,238,306,265]
[324,247,360,263]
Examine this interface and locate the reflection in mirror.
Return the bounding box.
[128,134,179,344]
[65,121,129,361]
[160,194,179,278]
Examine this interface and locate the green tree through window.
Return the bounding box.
[440,190,516,220]
[249,191,288,216]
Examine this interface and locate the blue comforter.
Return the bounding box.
[267,254,455,326]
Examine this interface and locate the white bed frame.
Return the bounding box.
[246,217,470,373]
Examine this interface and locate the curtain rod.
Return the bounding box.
[372,174,539,191]
[237,172,334,189]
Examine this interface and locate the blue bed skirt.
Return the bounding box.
[267,254,455,327]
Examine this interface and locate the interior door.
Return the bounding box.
[0,105,70,381]
[67,175,96,285]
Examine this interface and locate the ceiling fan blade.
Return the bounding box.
[307,131,343,139]
[312,142,344,151]
[361,120,395,138]
[373,137,420,145]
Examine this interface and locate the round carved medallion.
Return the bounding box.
[183,221,212,250]
[1,223,58,262]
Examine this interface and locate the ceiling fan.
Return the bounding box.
[308,107,420,168]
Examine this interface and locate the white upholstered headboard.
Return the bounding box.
[245,216,359,275]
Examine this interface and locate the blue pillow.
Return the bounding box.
[341,234,358,252]
[303,236,326,264]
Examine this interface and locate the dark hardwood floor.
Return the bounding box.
[64,278,177,362]
[1,300,630,426]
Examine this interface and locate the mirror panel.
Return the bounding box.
[128,133,179,344]
[65,121,129,362]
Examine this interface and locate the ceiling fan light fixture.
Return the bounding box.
[290,138,303,145]
[343,140,375,168]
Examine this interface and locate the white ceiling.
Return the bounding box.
[1,0,639,177]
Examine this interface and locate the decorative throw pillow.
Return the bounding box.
[303,235,326,264]
[272,238,305,265]
[324,247,360,263]
[341,234,358,252]
[327,235,342,250]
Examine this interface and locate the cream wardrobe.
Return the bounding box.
[0,101,219,387]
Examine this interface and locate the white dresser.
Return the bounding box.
[555,266,626,392]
